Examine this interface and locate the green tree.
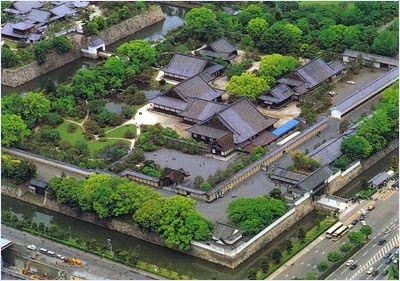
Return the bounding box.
[193,176,204,189]
[226,73,270,101]
[340,242,353,253]
[305,271,316,280]
[348,230,364,245]
[356,110,391,151]
[133,198,164,232]
[158,196,211,250]
[297,226,306,242]
[224,62,245,79]
[388,264,399,280]
[259,54,299,82]
[185,7,222,41]
[48,176,82,208]
[361,177,369,190]
[285,239,293,253]
[269,188,283,200]
[327,251,342,264]
[246,18,269,41]
[360,225,372,239]
[34,43,48,65]
[51,36,73,54]
[117,5,130,20]
[117,40,157,71]
[371,30,398,57]
[200,181,212,191]
[317,261,329,272]
[1,93,23,116]
[339,120,351,133]
[84,21,99,35]
[290,150,321,172]
[1,114,31,147]
[1,154,37,183]
[259,21,302,54]
[333,156,349,170]
[22,92,51,124]
[260,256,270,272]
[248,268,257,280]
[340,135,372,161]
[1,46,18,68]
[272,248,282,264]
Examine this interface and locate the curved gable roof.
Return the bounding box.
[163,53,208,78]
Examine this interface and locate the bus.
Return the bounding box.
[326,222,344,239]
[331,225,349,242]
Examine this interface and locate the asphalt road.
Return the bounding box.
[272,189,399,280]
[1,226,158,280]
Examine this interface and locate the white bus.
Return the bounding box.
[326,222,344,239]
[331,225,349,242]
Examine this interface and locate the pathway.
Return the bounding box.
[63,110,90,132]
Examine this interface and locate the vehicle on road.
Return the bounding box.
[367,267,374,274]
[382,269,388,276]
[39,248,48,254]
[360,215,365,221]
[351,219,359,225]
[361,209,369,216]
[46,251,55,257]
[372,270,378,277]
[394,258,398,264]
[328,91,337,97]
[347,80,356,85]
[349,264,358,270]
[360,220,367,226]
[345,260,355,266]
[384,228,391,234]
[378,239,387,245]
[368,205,375,211]
[326,222,344,239]
[385,257,392,264]
[331,225,350,241]
[56,254,65,260]
[383,251,392,259]
[27,245,36,250]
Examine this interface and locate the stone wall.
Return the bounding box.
[1,6,165,87]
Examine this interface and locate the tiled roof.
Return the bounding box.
[328,60,345,73]
[179,98,227,123]
[277,77,305,87]
[307,135,347,165]
[88,37,105,47]
[187,98,278,144]
[120,168,160,182]
[151,96,188,111]
[13,21,35,30]
[29,178,48,188]
[73,1,90,8]
[212,222,243,241]
[271,167,308,185]
[1,23,27,39]
[8,1,43,14]
[333,68,399,114]
[258,84,296,104]
[212,133,235,151]
[50,3,76,17]
[162,53,208,78]
[199,38,238,60]
[296,57,337,88]
[368,172,389,186]
[297,166,334,193]
[27,8,52,23]
[343,49,399,66]
[28,33,42,41]
[174,75,225,101]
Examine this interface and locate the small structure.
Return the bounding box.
[198,38,238,62]
[343,49,398,69]
[330,67,399,119]
[271,119,300,137]
[1,21,40,42]
[81,37,106,59]
[270,167,308,185]
[368,172,390,188]
[187,97,278,156]
[257,84,297,109]
[212,222,244,245]
[1,238,13,251]
[161,53,225,82]
[28,179,48,195]
[120,168,159,187]
[159,168,190,187]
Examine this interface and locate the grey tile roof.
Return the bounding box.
[297,166,334,193]
[212,222,243,241]
[332,68,399,114]
[328,60,345,73]
[27,8,52,23]
[258,84,296,104]
[368,172,389,186]
[88,37,105,47]
[151,96,188,111]
[174,75,225,101]
[179,98,227,123]
[307,135,347,165]
[1,23,27,39]
[343,49,399,67]
[187,123,230,140]
[293,82,309,95]
[13,21,35,30]
[187,98,278,144]
[199,38,238,60]
[162,53,208,79]
[29,178,48,188]
[120,168,160,182]
[271,167,308,184]
[28,33,41,41]
[50,3,76,17]
[296,57,337,88]
[73,1,90,8]
[277,77,305,87]
[7,1,43,14]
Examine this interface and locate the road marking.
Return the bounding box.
[307,264,310,266]
[341,268,347,274]
[301,262,304,265]
[378,264,384,269]
[315,250,319,253]
[314,265,317,268]
[292,276,295,279]
[285,274,289,277]
[372,243,376,247]
[322,252,325,255]
[362,250,369,256]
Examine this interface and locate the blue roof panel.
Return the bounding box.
[271,119,299,136]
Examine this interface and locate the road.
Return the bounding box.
[1,226,158,280]
[271,188,398,280]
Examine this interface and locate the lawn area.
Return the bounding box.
[56,121,86,144]
[106,125,137,138]
[299,1,355,8]
[87,139,131,156]
[4,39,17,49]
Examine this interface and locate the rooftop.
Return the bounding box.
[343,49,399,66]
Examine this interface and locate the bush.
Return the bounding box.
[67,123,78,133]
[98,137,107,142]
[124,130,136,139]
[200,181,212,190]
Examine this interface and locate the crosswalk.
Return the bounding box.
[377,188,398,200]
[350,230,399,280]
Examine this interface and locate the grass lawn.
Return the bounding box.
[299,1,355,8]
[56,121,86,144]
[3,39,18,49]
[106,125,137,138]
[87,139,130,156]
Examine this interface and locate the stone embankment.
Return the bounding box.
[1,6,165,87]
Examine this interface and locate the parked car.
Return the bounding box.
[385,257,392,264]
[349,264,358,270]
[384,228,391,234]
[383,251,392,259]
[372,270,378,277]
[345,260,355,266]
[367,267,374,274]
[328,91,337,97]
[394,258,398,264]
[368,205,375,211]
[347,80,356,85]
[39,248,48,254]
[360,220,367,226]
[378,239,387,245]
[351,219,359,225]
[56,254,65,260]
[361,210,369,216]
[27,245,36,251]
[382,269,388,276]
[45,251,55,257]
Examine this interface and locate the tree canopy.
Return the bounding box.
[259,54,299,84]
[340,135,372,161]
[226,73,270,101]
[116,40,157,71]
[184,7,222,41]
[1,114,31,147]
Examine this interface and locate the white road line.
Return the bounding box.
[285,274,289,277]
[314,265,317,268]
[292,276,295,279]
[315,250,319,253]
[307,263,310,266]
[378,263,384,269]
[362,251,369,256]
[301,262,304,265]
[322,252,325,255]
[341,268,347,274]
[372,243,376,247]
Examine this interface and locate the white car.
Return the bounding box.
[347,80,356,85]
[56,254,65,260]
[367,267,374,274]
[394,258,398,264]
[384,228,391,234]
[346,259,355,266]
[27,245,36,250]
[360,220,367,226]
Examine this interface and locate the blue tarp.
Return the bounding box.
[271,119,299,137]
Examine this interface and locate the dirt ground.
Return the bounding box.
[257,102,302,127]
[129,104,191,138]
